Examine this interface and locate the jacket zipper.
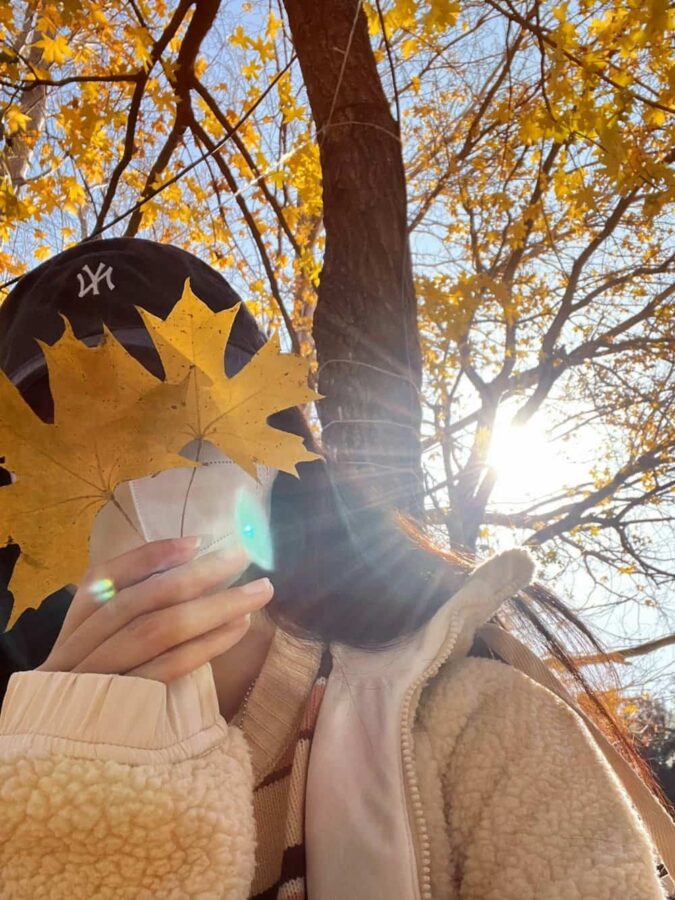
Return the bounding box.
[400,614,462,900]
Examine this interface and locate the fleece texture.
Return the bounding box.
[416,656,667,899]
[0,598,669,900]
[0,653,668,899]
[0,665,256,899]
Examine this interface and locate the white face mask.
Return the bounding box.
[90,440,278,583]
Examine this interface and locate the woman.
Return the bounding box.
[0,238,671,899]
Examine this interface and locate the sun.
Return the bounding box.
[486,406,587,507]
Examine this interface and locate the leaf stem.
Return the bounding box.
[110,491,144,540]
[180,436,204,537]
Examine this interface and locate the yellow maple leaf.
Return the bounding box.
[424,0,460,30]
[401,38,418,60]
[33,245,51,261]
[4,106,32,134]
[0,334,190,630]
[128,25,152,68]
[36,318,161,424]
[229,24,252,50]
[1,280,323,628]
[134,278,324,479]
[33,34,73,65]
[62,176,86,214]
[242,60,260,80]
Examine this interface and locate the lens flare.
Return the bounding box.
[234,486,274,570]
[90,577,116,603]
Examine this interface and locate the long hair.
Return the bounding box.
[234,402,671,813]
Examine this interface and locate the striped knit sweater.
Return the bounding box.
[229,627,332,899]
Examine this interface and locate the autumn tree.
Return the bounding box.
[578,688,675,806]
[397,0,675,687]
[0,0,673,686]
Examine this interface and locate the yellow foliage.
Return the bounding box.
[3,107,31,134]
[0,281,323,628]
[242,60,260,81]
[424,0,460,30]
[229,24,250,50]
[0,335,190,629]
[128,25,153,68]
[32,34,72,65]
[131,280,323,479]
[1,0,674,612]
[401,38,418,60]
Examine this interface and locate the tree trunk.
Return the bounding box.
[282,0,424,518]
[2,10,49,191]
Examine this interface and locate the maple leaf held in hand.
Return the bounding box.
[0,329,191,631]
[0,279,324,630]
[134,278,324,480]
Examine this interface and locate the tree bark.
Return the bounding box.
[2,9,49,191]
[282,0,424,518]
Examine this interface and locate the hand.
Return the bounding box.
[37,536,274,684]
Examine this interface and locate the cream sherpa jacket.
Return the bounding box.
[0,549,669,899]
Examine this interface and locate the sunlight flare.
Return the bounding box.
[487,408,581,505]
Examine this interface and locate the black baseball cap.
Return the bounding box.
[0,237,266,390]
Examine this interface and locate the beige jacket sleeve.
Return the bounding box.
[0,664,255,900]
[423,657,667,900]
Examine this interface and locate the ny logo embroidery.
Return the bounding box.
[76,262,115,298]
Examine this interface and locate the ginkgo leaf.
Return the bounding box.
[135,277,324,478]
[0,337,191,632]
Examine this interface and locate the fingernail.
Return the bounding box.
[240,577,272,595]
[180,535,203,550]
